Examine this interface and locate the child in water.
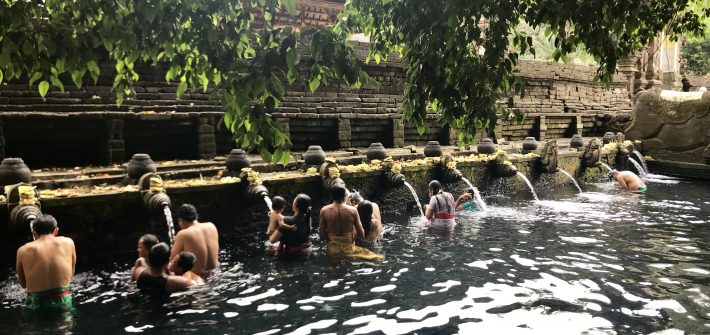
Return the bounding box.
[266,196,296,235]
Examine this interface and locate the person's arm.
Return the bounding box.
[170,233,184,262]
[131,261,147,282]
[425,197,436,220]
[70,239,76,276]
[166,275,194,292]
[278,215,297,231]
[352,208,365,239]
[455,193,471,211]
[617,176,629,190]
[268,229,283,243]
[16,248,25,288]
[319,208,328,240]
[372,203,382,224]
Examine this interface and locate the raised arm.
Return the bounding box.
[352,208,365,239]
[16,248,25,288]
[170,233,184,262]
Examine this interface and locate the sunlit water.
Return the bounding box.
[1,177,709,334]
[163,207,175,245]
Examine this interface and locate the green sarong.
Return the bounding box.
[635,185,648,193]
[23,286,73,312]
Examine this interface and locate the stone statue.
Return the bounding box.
[582,138,603,168]
[538,140,559,173]
[626,89,710,163]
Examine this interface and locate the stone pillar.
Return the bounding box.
[101,119,125,164]
[337,118,351,149]
[538,116,547,140]
[575,115,584,135]
[197,117,216,159]
[617,54,639,99]
[392,116,405,147]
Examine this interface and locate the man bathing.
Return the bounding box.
[608,170,647,192]
[135,243,194,294]
[168,251,205,286]
[170,204,220,278]
[16,214,76,312]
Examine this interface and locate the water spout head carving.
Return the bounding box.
[538,140,559,173]
[492,154,518,178]
[10,204,43,227]
[138,173,171,212]
[247,184,269,200]
[5,183,42,226]
[582,138,603,167]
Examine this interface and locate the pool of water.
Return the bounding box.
[1,176,709,334]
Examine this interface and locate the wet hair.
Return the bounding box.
[330,184,347,203]
[428,180,443,194]
[350,191,364,206]
[31,214,57,235]
[271,196,286,211]
[294,194,312,220]
[357,200,374,236]
[607,169,619,180]
[178,204,198,221]
[176,251,196,272]
[140,234,159,250]
[465,188,475,194]
[149,243,170,268]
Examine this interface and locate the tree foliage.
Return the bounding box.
[339,0,709,142]
[682,38,710,76]
[0,0,373,164]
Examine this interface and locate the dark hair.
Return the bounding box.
[294,194,312,220]
[176,251,196,272]
[178,204,198,221]
[428,180,442,194]
[271,196,286,211]
[149,243,170,268]
[140,234,159,250]
[330,184,347,203]
[32,214,57,235]
[465,188,474,194]
[357,201,374,236]
[349,191,364,206]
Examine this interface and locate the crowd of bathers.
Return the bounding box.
[17,169,649,313]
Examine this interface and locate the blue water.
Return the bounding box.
[1,176,709,334]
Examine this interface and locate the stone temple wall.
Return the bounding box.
[0,42,631,168]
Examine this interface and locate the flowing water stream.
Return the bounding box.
[516,172,539,201]
[403,181,425,218]
[600,162,613,172]
[460,177,488,211]
[163,206,175,244]
[559,169,583,194]
[632,150,649,174]
[629,157,648,179]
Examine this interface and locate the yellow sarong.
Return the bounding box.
[327,234,384,261]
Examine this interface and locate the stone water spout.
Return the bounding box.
[6,183,43,227]
[437,153,463,183]
[238,168,269,200]
[138,173,171,212]
[492,153,518,178]
[319,161,346,190]
[381,158,406,188]
[581,138,603,169]
[537,140,559,173]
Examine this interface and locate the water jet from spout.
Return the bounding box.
[559,169,582,194]
[600,162,613,172]
[632,150,649,174]
[461,177,487,211]
[628,157,648,179]
[163,206,175,244]
[403,181,425,218]
[263,195,273,211]
[516,172,539,201]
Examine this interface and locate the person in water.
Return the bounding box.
[319,185,383,260]
[16,214,76,312]
[131,234,159,281]
[269,194,312,254]
[608,169,647,192]
[350,191,383,228]
[135,243,194,294]
[455,188,479,212]
[266,196,295,236]
[425,180,457,227]
[168,251,205,286]
[357,200,383,242]
[170,204,220,278]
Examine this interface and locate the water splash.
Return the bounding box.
[559,169,583,194]
[461,177,488,211]
[163,206,175,244]
[632,150,649,173]
[263,195,272,211]
[516,172,539,201]
[403,181,425,218]
[628,158,648,179]
[600,162,613,172]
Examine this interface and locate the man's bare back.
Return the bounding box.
[613,170,646,191]
[17,235,75,293]
[319,203,364,240]
[171,222,219,277]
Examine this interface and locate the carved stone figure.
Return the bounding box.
[582,138,603,168]
[626,89,710,163]
[538,140,559,173]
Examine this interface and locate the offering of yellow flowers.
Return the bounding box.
[305,167,318,176]
[327,167,341,179]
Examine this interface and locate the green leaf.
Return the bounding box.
[287,68,297,84]
[281,0,296,15]
[176,80,188,98]
[271,74,285,97]
[50,75,64,92]
[71,69,86,88]
[0,68,3,84]
[308,77,320,92]
[29,72,42,86]
[286,47,299,68]
[38,81,49,97]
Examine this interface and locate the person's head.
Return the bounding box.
[138,234,159,259]
[349,191,364,206]
[357,201,374,236]
[428,180,443,196]
[177,204,198,228]
[169,251,196,275]
[31,214,58,238]
[330,184,347,203]
[293,194,312,217]
[148,242,171,270]
[607,169,619,181]
[465,188,474,195]
[271,196,286,213]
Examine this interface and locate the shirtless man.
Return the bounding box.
[168,251,205,286]
[16,214,76,311]
[170,204,219,278]
[608,170,647,192]
[320,185,364,242]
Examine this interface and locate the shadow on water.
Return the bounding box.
[0,176,709,334]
